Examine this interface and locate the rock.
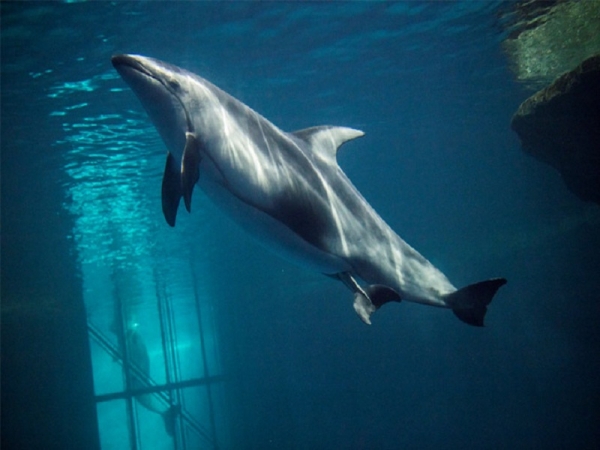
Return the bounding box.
[511,54,600,204]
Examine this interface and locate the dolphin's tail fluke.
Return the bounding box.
[162,404,181,437]
[443,278,507,326]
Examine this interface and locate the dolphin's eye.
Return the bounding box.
[167,78,180,90]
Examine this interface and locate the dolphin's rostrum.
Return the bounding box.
[112,54,506,327]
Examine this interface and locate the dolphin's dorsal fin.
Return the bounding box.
[291,126,364,163]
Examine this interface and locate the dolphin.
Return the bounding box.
[112,54,506,326]
[125,327,180,437]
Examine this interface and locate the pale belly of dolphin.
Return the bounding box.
[198,175,353,275]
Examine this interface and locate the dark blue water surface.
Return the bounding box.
[2,2,599,449]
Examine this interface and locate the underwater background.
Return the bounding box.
[2,2,599,449]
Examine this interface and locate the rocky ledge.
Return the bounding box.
[511,54,600,204]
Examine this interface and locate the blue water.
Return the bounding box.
[2,2,599,449]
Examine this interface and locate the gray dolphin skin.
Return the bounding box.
[112,54,506,327]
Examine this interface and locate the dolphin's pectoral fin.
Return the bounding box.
[162,152,182,227]
[443,278,507,327]
[162,404,181,438]
[163,132,201,225]
[335,273,401,325]
[181,132,201,213]
[353,292,377,325]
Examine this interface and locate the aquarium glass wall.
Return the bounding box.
[2,2,599,449]
[61,97,230,449]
